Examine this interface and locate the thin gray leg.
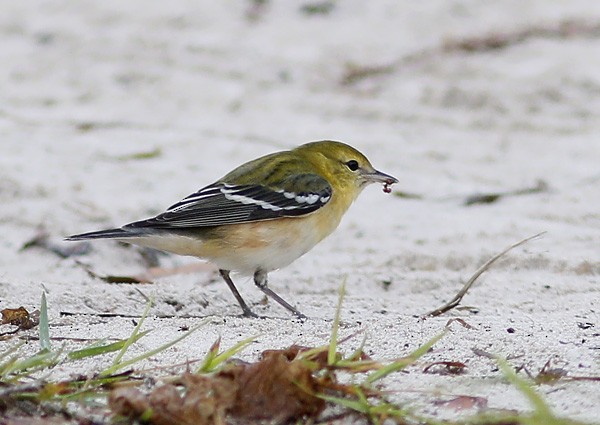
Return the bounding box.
[219,269,258,318]
[253,270,307,319]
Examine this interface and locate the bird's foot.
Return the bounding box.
[240,308,260,318]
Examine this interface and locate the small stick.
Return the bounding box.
[425,232,545,317]
[59,311,215,319]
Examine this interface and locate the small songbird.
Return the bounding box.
[67,141,397,318]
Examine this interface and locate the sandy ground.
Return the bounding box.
[1,1,599,422]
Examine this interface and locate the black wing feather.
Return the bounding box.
[125,174,332,229]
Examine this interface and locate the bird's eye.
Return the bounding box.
[345,160,359,171]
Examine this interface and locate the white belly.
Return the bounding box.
[123,213,338,275]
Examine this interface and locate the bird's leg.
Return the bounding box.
[253,270,307,319]
[219,269,258,318]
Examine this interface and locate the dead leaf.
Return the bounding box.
[109,387,154,422]
[112,377,235,425]
[228,348,325,421]
[264,344,328,366]
[177,374,236,425]
[1,307,39,330]
[109,347,326,424]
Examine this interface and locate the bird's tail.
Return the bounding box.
[65,228,135,241]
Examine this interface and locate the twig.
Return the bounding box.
[0,327,22,338]
[60,311,145,318]
[59,311,216,319]
[425,232,545,317]
[20,335,122,342]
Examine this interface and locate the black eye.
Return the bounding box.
[345,160,359,171]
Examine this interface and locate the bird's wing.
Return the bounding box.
[125,174,332,229]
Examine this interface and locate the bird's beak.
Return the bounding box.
[363,169,398,185]
[362,169,398,193]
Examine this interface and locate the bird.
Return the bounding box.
[66,140,398,319]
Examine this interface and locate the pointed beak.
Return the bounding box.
[362,169,398,193]
[363,169,398,185]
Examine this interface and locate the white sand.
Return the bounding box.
[1,1,599,422]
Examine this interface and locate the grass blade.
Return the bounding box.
[68,330,152,360]
[101,320,207,377]
[328,279,346,366]
[39,291,51,351]
[198,335,256,373]
[111,299,154,367]
[1,349,61,379]
[319,393,370,414]
[366,330,446,384]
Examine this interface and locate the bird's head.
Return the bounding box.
[295,140,398,197]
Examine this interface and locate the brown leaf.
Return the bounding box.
[263,344,328,367]
[146,385,190,425]
[228,349,325,421]
[109,387,152,421]
[108,347,326,424]
[109,376,235,425]
[1,307,39,330]
[178,374,236,425]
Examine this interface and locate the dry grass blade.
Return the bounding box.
[425,232,545,317]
